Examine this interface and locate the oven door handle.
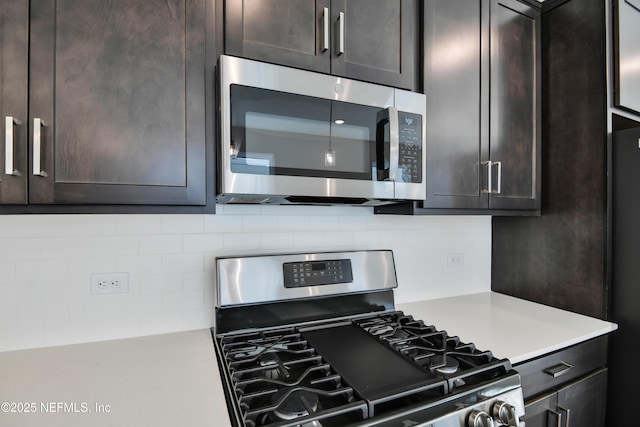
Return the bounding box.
[375,107,399,182]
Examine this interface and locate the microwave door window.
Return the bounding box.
[230,85,382,181]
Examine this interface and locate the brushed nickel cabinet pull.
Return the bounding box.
[482,161,493,193]
[558,406,571,427]
[543,360,574,378]
[5,116,21,176]
[493,160,502,194]
[322,7,329,51]
[33,118,48,177]
[337,11,345,55]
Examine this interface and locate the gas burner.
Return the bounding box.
[430,354,460,375]
[258,353,289,380]
[273,389,319,421]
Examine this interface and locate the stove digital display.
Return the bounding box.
[283,259,353,288]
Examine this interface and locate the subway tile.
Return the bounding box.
[243,215,279,232]
[223,233,261,251]
[278,215,310,232]
[15,259,69,282]
[183,234,224,253]
[116,255,163,275]
[41,237,92,259]
[183,309,215,330]
[0,238,41,260]
[139,273,184,295]
[162,214,204,234]
[65,215,116,237]
[139,235,183,254]
[91,236,139,257]
[162,291,204,313]
[0,260,16,283]
[13,215,69,238]
[0,216,15,237]
[117,295,163,316]
[67,257,118,281]
[139,311,184,336]
[162,253,204,273]
[339,216,368,231]
[203,215,243,233]
[260,232,295,250]
[115,215,163,235]
[182,271,214,293]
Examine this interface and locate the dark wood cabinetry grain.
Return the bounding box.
[1,0,214,212]
[420,0,540,212]
[29,0,207,206]
[488,0,541,210]
[224,0,419,90]
[517,337,608,427]
[492,0,607,318]
[0,0,29,204]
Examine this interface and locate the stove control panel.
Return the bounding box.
[283,259,353,288]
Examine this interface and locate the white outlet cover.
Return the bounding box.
[90,272,129,295]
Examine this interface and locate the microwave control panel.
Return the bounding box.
[398,111,423,183]
[283,259,353,288]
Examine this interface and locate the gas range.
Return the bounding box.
[212,251,524,427]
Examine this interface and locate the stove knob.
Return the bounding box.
[468,410,495,427]
[492,400,519,426]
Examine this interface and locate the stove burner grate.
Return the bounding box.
[218,329,368,427]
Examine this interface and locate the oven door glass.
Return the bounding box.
[230,84,390,181]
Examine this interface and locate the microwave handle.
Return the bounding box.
[376,107,399,182]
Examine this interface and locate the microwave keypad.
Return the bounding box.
[398,112,423,183]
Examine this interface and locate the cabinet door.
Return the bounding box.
[330,0,419,90]
[28,0,207,205]
[557,369,608,427]
[615,0,640,114]
[422,0,489,209]
[522,392,558,427]
[0,0,29,204]
[225,0,331,74]
[489,0,541,210]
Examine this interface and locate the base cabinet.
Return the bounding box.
[516,337,609,427]
[523,370,607,427]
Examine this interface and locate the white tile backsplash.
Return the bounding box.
[0,206,491,352]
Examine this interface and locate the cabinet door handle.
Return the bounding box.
[543,361,574,378]
[493,160,502,194]
[482,161,493,193]
[5,116,21,176]
[337,11,345,55]
[33,118,48,177]
[322,7,329,51]
[558,406,571,427]
[548,409,562,427]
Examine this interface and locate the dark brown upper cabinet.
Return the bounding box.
[422,0,541,212]
[614,0,640,115]
[224,0,420,91]
[0,0,29,204]
[1,0,211,210]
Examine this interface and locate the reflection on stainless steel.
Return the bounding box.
[217,55,426,205]
[217,250,397,307]
[213,250,525,427]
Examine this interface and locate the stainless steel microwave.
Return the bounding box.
[217,55,426,205]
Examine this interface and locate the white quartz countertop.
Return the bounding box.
[0,292,617,426]
[397,292,618,364]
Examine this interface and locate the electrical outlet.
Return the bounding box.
[447,253,465,268]
[90,272,129,295]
